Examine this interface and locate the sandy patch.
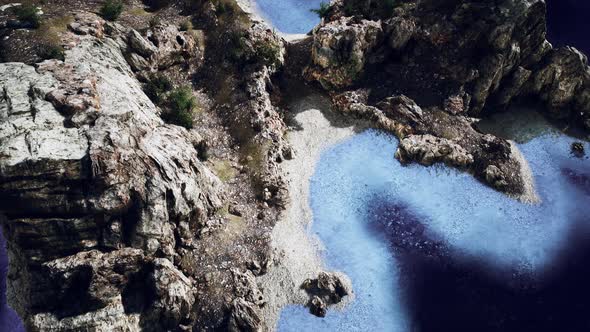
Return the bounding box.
[258,93,358,330]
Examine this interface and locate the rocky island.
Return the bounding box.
[0,0,588,331]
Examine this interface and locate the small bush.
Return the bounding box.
[380,0,397,18]
[100,0,124,21]
[179,19,193,31]
[195,140,209,161]
[253,40,281,67]
[38,43,65,61]
[144,74,172,104]
[163,86,196,129]
[14,4,41,28]
[213,0,235,16]
[310,1,331,19]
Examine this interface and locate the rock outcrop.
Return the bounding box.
[0,13,223,331]
[333,91,526,196]
[292,0,590,197]
[305,0,590,133]
[304,16,382,89]
[301,272,351,318]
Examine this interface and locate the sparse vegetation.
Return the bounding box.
[163,86,197,129]
[180,19,193,31]
[252,39,281,68]
[144,74,172,104]
[211,159,237,182]
[227,31,281,68]
[38,43,65,61]
[213,0,235,16]
[310,1,331,19]
[100,0,124,21]
[14,4,41,28]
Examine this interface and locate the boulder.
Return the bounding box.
[305,16,383,89]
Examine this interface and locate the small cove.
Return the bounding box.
[278,107,590,331]
[251,0,323,35]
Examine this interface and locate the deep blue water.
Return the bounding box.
[253,0,323,34]
[547,0,590,54]
[278,129,590,331]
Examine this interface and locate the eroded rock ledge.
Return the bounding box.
[0,13,229,331]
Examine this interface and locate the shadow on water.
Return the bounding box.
[546,0,590,55]
[0,226,25,331]
[366,164,590,332]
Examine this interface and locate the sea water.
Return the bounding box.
[278,126,589,331]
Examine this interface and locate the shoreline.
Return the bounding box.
[235,0,311,42]
[258,93,358,330]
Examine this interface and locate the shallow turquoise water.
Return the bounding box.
[278,129,589,331]
[254,0,324,34]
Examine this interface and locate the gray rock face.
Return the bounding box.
[304,16,382,89]
[301,272,351,318]
[0,13,223,331]
[123,22,203,73]
[396,134,474,168]
[525,46,590,130]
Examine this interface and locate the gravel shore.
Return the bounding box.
[258,92,359,329]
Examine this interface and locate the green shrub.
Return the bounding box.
[144,74,172,104]
[213,0,232,15]
[38,43,65,61]
[310,1,331,19]
[100,0,124,21]
[180,19,193,31]
[163,86,196,129]
[253,40,281,67]
[14,4,41,28]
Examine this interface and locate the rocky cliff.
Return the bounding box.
[298,0,590,196]
[0,12,230,331]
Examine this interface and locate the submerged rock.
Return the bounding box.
[301,272,351,317]
[571,142,586,158]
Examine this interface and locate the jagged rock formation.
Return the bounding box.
[0,13,229,331]
[291,0,590,196]
[301,272,351,318]
[304,16,382,89]
[333,91,526,195]
[304,0,590,133]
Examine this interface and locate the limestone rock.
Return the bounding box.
[316,0,590,135]
[333,91,527,196]
[0,13,222,331]
[301,272,351,317]
[396,134,474,167]
[305,16,383,89]
[526,46,590,130]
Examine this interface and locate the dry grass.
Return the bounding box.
[210,158,237,182]
[36,14,73,44]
